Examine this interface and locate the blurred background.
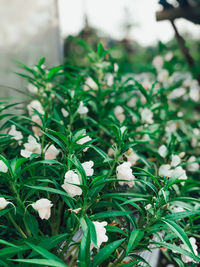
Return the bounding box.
[0,0,200,97]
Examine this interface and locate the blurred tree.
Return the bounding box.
[156,0,200,82]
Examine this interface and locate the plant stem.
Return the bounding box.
[8,213,27,239]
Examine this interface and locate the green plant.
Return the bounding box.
[0,44,200,266]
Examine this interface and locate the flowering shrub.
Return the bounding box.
[0,44,200,266]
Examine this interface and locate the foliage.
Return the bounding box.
[0,43,200,266]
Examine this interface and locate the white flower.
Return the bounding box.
[92,221,108,248]
[127,97,137,107]
[31,115,42,137]
[145,204,152,210]
[114,106,125,123]
[171,166,187,185]
[61,108,69,117]
[168,87,186,99]
[8,125,23,144]
[0,160,8,173]
[114,63,119,72]
[62,170,82,197]
[181,237,198,263]
[0,159,9,174]
[157,69,169,83]
[158,145,167,158]
[20,135,41,158]
[27,83,38,94]
[187,156,199,172]
[140,108,154,124]
[189,80,200,102]
[105,73,114,86]
[158,164,172,177]
[27,100,44,115]
[44,144,60,160]
[84,77,98,91]
[76,135,92,152]
[125,148,139,166]
[77,101,88,115]
[165,52,173,62]
[171,205,185,213]
[31,198,53,220]
[152,55,163,69]
[0,197,14,210]
[82,161,94,176]
[171,155,181,167]
[165,122,177,135]
[116,162,135,187]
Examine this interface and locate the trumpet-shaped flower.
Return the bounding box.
[152,55,163,69]
[0,160,8,173]
[27,100,44,115]
[171,166,187,184]
[77,101,88,115]
[84,77,98,91]
[116,162,135,187]
[181,237,198,263]
[44,144,60,160]
[61,108,69,117]
[158,145,167,158]
[27,83,38,94]
[82,161,94,176]
[31,198,53,220]
[0,197,13,210]
[62,170,82,197]
[171,155,181,167]
[158,164,173,177]
[125,148,139,166]
[21,135,41,158]
[8,125,23,144]
[92,221,108,248]
[187,156,199,172]
[76,135,92,152]
[140,108,154,124]
[114,106,125,123]
[32,115,42,137]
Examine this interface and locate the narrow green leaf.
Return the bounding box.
[26,242,66,265]
[9,259,67,267]
[91,239,125,267]
[161,219,194,254]
[126,229,144,255]
[90,210,134,220]
[152,241,200,263]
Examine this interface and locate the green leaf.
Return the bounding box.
[86,218,97,247]
[106,225,128,237]
[25,185,75,200]
[165,210,200,221]
[90,210,134,220]
[126,229,144,255]
[26,242,66,265]
[128,254,151,267]
[152,241,200,263]
[90,145,112,163]
[91,238,125,267]
[161,219,195,254]
[78,226,91,267]
[0,240,18,248]
[9,259,67,267]
[24,215,39,236]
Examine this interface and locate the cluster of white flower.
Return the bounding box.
[158,152,187,185]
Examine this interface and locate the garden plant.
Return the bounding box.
[0,43,200,266]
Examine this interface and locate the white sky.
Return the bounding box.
[58,0,200,46]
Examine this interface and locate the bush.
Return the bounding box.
[0,44,200,266]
